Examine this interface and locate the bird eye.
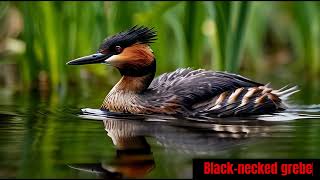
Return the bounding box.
[115,45,123,54]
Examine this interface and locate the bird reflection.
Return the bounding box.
[69,117,155,179]
[69,111,282,179]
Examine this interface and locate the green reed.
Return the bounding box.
[0,2,9,40]
[2,1,320,91]
[17,1,109,90]
[211,1,252,72]
[290,2,320,76]
[10,1,251,90]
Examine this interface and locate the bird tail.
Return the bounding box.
[271,85,300,101]
[270,85,299,110]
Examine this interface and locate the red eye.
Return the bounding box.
[115,45,123,53]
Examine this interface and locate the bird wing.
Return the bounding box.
[144,68,264,114]
[149,68,263,92]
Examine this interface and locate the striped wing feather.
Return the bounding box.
[142,68,288,116]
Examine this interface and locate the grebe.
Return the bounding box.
[67,26,298,117]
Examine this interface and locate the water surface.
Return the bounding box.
[0,78,320,179]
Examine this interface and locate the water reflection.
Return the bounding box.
[69,118,156,179]
[68,111,294,179]
[1,80,320,178]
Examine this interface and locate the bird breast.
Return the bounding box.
[101,90,142,113]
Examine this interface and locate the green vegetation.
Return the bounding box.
[17,1,109,90]
[0,1,320,92]
[211,1,251,72]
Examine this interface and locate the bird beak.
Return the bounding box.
[66,53,112,65]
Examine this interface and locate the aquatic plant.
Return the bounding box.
[0,1,319,91]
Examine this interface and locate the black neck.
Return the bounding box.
[118,59,156,77]
[116,59,156,92]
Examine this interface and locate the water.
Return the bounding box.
[1,79,320,179]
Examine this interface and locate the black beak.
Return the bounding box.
[66,53,111,65]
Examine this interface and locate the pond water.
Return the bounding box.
[0,75,320,179]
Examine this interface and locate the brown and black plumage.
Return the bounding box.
[67,26,299,117]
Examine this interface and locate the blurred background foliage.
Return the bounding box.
[0,1,320,94]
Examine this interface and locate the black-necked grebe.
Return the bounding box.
[67,26,298,117]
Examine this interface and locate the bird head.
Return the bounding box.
[67,26,157,76]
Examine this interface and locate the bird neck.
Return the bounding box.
[113,58,156,93]
[113,72,155,93]
[101,58,155,111]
